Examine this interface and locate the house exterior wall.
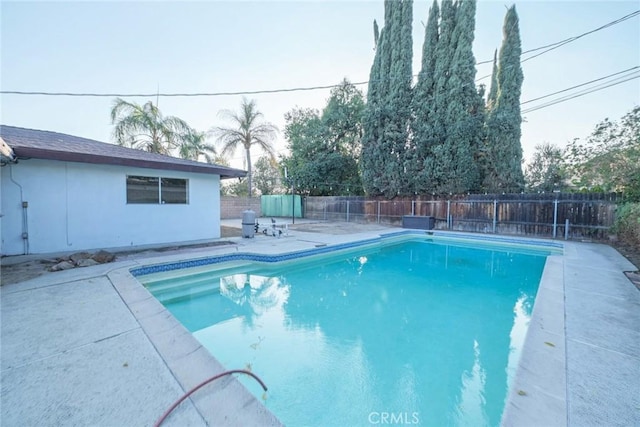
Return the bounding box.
[1,159,220,255]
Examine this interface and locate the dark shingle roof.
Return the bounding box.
[0,125,246,179]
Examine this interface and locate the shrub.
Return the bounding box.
[613,203,640,248]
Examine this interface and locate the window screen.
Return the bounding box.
[126,176,188,204]
[161,178,188,204]
[126,176,159,204]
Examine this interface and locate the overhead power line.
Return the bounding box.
[2,9,638,99]
[468,9,639,65]
[519,66,640,105]
[521,73,640,114]
[520,10,640,64]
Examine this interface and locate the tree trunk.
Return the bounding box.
[245,146,252,198]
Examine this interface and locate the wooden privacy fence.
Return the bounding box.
[303,194,619,239]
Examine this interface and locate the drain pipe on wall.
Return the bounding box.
[8,164,29,254]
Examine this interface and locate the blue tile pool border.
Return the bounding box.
[130,230,563,277]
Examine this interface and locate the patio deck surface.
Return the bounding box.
[1,220,638,426]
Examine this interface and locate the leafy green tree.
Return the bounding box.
[323,79,366,157]
[222,178,249,197]
[525,142,567,192]
[282,81,365,196]
[110,98,193,154]
[253,156,281,195]
[178,129,218,163]
[212,98,278,197]
[483,5,525,193]
[566,106,640,200]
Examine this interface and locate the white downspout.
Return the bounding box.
[8,164,29,255]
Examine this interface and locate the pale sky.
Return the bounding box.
[1,0,639,169]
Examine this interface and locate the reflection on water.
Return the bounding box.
[219,274,289,315]
[506,294,535,388]
[151,240,544,427]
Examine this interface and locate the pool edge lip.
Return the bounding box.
[500,254,567,426]
[130,230,562,278]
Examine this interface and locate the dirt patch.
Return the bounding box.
[1,240,236,287]
[1,259,59,286]
[607,237,640,291]
[221,226,243,238]
[610,239,640,271]
[289,222,395,235]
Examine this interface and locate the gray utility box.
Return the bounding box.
[402,215,435,230]
[241,210,256,238]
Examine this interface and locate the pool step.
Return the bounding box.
[155,282,220,304]
[146,276,220,300]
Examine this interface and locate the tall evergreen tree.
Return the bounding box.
[361,0,413,197]
[437,0,482,193]
[361,23,385,195]
[483,5,525,192]
[487,49,499,109]
[427,0,457,191]
[409,0,439,194]
[422,0,483,194]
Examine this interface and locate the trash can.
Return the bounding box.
[241,210,256,238]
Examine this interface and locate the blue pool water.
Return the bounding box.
[141,238,548,426]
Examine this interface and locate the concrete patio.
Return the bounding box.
[1,221,639,426]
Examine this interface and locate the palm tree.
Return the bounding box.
[212,98,278,197]
[178,129,218,163]
[110,98,193,155]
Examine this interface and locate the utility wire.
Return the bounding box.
[2,10,638,98]
[475,10,639,65]
[519,66,640,105]
[521,73,640,114]
[520,10,640,64]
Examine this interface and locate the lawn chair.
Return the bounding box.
[254,218,284,237]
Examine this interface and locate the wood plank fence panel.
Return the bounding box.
[302,194,620,239]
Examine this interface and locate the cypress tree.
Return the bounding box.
[377,0,403,197]
[361,24,385,195]
[428,0,456,192]
[439,0,482,193]
[361,0,413,197]
[487,49,499,109]
[409,0,439,194]
[427,0,483,194]
[483,5,525,192]
[373,19,380,47]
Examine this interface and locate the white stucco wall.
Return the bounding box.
[1,159,221,255]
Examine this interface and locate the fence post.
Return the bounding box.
[346,200,350,223]
[377,201,381,224]
[412,200,415,216]
[447,200,451,229]
[493,200,498,233]
[565,219,570,240]
[553,199,558,238]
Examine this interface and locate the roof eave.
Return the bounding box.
[13,146,247,178]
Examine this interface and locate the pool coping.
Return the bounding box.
[111,229,639,426]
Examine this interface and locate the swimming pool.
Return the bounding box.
[137,235,555,426]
